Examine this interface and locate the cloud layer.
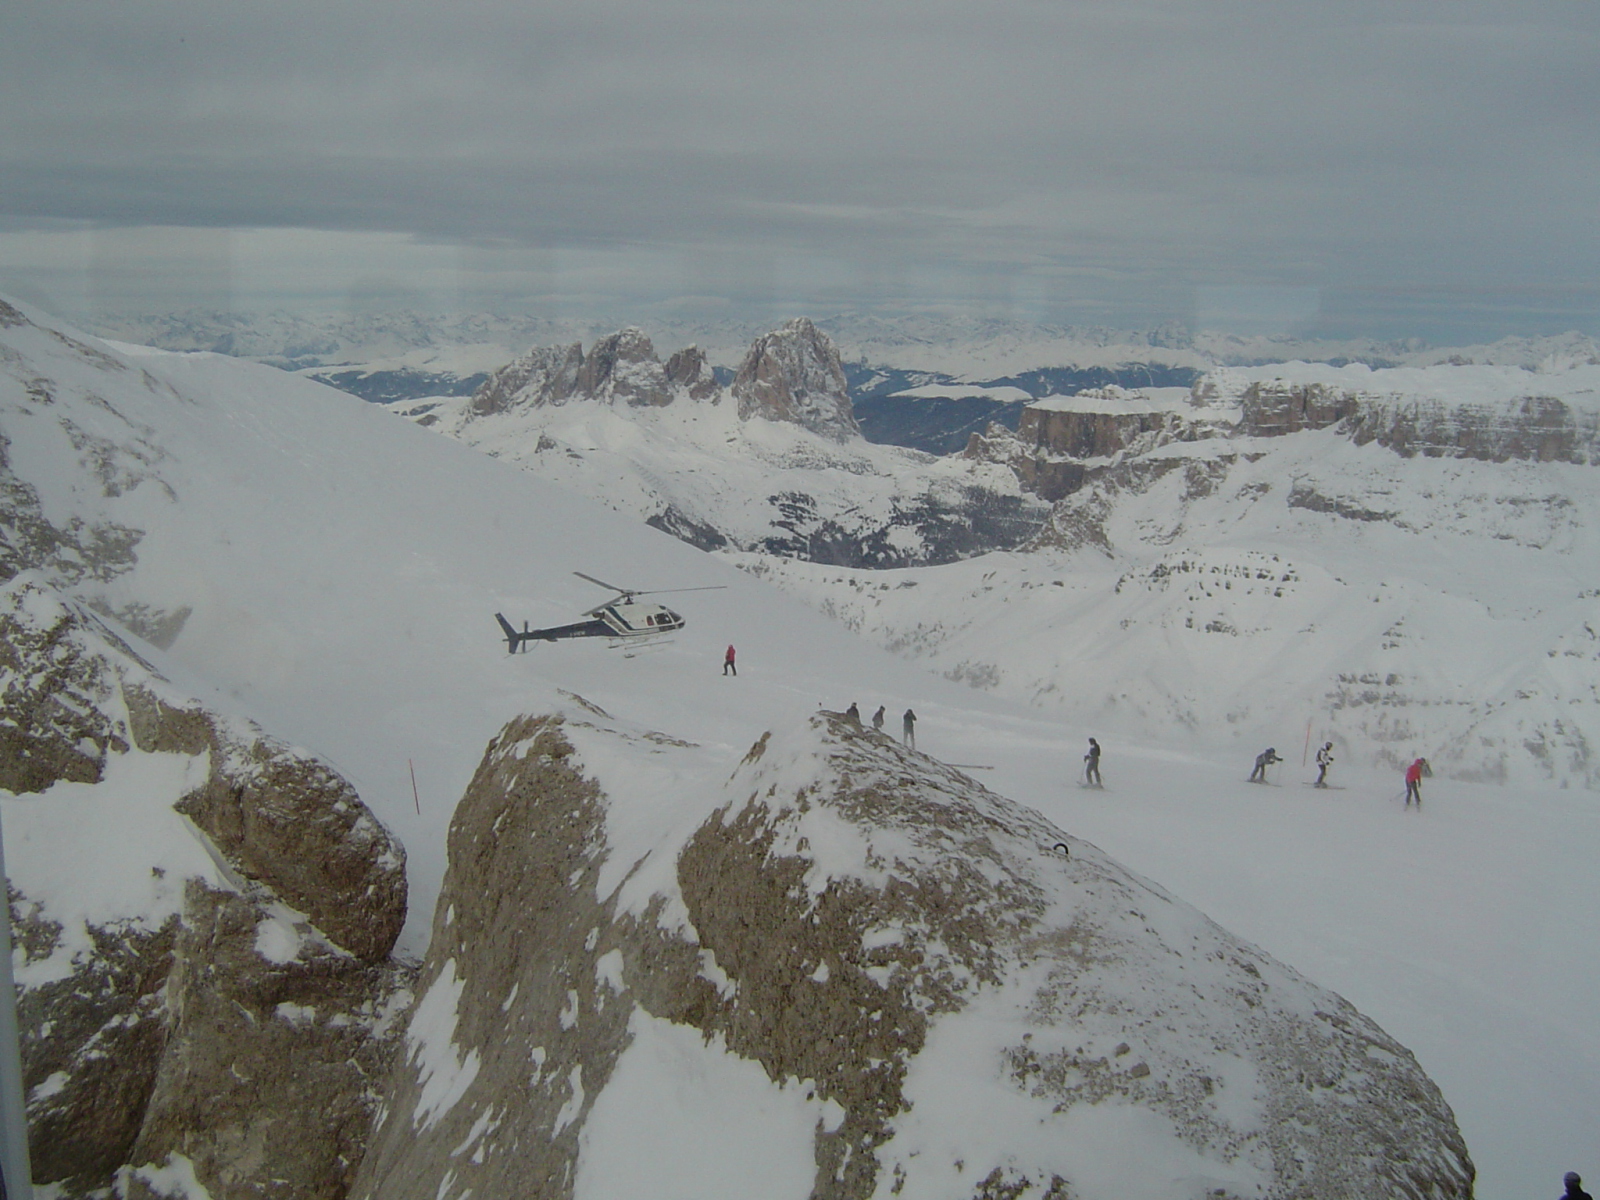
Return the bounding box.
[3,0,1596,337]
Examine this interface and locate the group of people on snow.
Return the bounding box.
[844,701,916,748]
[1248,739,1431,804]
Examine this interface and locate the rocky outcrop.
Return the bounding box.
[1238,379,1600,463]
[120,881,410,1200]
[574,328,672,407]
[1016,394,1192,460]
[964,424,1087,503]
[467,329,700,416]
[664,344,719,400]
[357,707,1473,1200]
[732,317,860,441]
[966,390,1214,504]
[1351,393,1600,464]
[0,575,411,1199]
[1237,380,1364,436]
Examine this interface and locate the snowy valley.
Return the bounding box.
[1,296,1598,1200]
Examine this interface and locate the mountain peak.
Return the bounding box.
[732,316,860,442]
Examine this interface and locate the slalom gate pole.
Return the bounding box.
[0,806,35,1199]
[1302,717,1312,767]
[410,760,421,816]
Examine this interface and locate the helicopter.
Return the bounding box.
[495,572,726,653]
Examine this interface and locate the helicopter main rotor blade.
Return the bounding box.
[632,585,729,596]
[573,571,630,594]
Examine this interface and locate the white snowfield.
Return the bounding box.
[735,358,1600,794]
[0,296,1596,1197]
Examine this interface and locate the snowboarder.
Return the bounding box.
[1404,756,1429,807]
[872,705,885,732]
[1314,742,1334,788]
[1249,747,1281,783]
[723,644,737,676]
[845,702,861,725]
[1562,1173,1593,1200]
[902,708,916,749]
[1084,738,1102,788]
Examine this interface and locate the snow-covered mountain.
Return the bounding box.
[741,360,1600,791]
[78,309,1600,456]
[392,318,1049,567]
[4,295,1599,1198]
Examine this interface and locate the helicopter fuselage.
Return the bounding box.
[497,572,716,654]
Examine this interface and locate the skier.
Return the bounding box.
[1561,1173,1593,1200]
[872,705,885,732]
[1314,742,1334,788]
[1404,756,1429,807]
[1249,747,1281,783]
[723,644,737,676]
[1084,738,1102,788]
[845,702,861,726]
[902,708,917,749]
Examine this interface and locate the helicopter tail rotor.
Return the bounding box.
[494,612,524,654]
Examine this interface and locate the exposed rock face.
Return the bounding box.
[1351,393,1600,463]
[0,575,411,1199]
[1237,380,1364,436]
[664,344,719,400]
[732,317,861,441]
[467,328,696,416]
[965,423,1087,503]
[469,342,584,415]
[1239,379,1600,463]
[354,714,632,1200]
[574,328,672,407]
[357,707,1473,1200]
[1017,396,1190,461]
[121,881,410,1200]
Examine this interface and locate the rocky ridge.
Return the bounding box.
[969,366,1600,510]
[394,318,1047,568]
[354,706,1473,1200]
[1,574,412,1199]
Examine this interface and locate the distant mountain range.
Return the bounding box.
[81,308,1600,454]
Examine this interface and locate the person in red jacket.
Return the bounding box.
[723,644,736,676]
[1405,757,1430,807]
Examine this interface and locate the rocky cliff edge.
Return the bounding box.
[356,705,1473,1200]
[0,573,412,1199]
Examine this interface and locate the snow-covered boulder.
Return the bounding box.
[733,316,861,442]
[356,708,1472,1200]
[0,575,412,1198]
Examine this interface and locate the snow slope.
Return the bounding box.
[2,298,1597,1196]
[735,361,1600,791]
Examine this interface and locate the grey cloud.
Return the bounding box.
[2,0,1596,336]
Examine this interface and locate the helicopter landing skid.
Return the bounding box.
[614,635,674,658]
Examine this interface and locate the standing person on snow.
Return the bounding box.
[1084,738,1102,788]
[1404,757,1429,807]
[723,644,737,676]
[902,708,916,749]
[1561,1172,1593,1200]
[1249,748,1281,783]
[1315,742,1334,788]
[845,702,861,726]
[872,705,885,732]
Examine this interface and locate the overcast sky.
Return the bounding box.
[2,0,1596,340]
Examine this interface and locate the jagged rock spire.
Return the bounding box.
[731,317,860,442]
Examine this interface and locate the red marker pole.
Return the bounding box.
[409,760,421,816]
